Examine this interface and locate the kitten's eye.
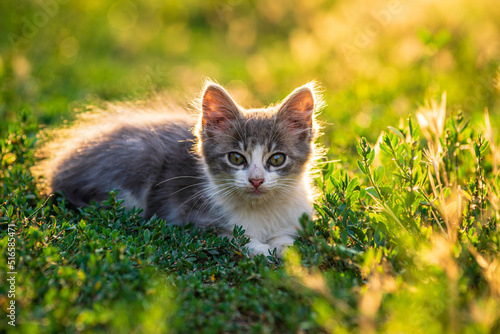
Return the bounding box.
[268,153,286,167]
[228,152,246,166]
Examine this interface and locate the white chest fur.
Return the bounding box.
[219,182,313,243]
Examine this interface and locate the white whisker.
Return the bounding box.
[155,175,205,187]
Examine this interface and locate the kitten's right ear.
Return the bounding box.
[201,83,241,132]
[276,84,317,133]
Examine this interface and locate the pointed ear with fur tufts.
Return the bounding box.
[276,84,316,134]
[201,83,241,134]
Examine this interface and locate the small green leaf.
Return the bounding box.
[480,141,490,155]
[414,151,422,166]
[348,191,360,204]
[359,187,367,199]
[357,160,367,175]
[365,187,380,200]
[346,177,359,194]
[324,207,336,219]
[374,165,385,184]
[329,175,340,188]
[356,141,364,157]
[53,204,62,215]
[341,229,348,244]
[374,228,385,245]
[391,135,399,148]
[383,134,393,149]
[473,142,480,156]
[388,126,405,141]
[367,149,375,165]
[314,204,326,218]
[143,229,151,243]
[379,142,391,154]
[78,220,87,230]
[350,226,365,241]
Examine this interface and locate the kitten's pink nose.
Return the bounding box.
[249,178,264,189]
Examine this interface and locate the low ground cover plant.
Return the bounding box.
[1,95,499,332]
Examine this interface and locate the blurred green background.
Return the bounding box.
[1,0,499,151]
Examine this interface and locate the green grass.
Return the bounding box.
[1,0,500,333]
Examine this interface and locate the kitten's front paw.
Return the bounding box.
[274,244,292,258]
[268,235,295,258]
[248,243,273,257]
[245,239,273,257]
[245,236,295,258]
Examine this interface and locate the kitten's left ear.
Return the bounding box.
[277,84,316,133]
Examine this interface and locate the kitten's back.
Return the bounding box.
[34,97,198,212]
[53,120,195,209]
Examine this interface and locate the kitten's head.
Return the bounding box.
[195,82,322,201]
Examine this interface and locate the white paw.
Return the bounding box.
[246,239,272,257]
[274,243,292,258]
[249,244,273,256]
[268,235,295,258]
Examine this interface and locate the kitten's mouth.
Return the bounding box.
[247,187,265,196]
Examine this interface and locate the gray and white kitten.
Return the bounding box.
[41,82,322,257]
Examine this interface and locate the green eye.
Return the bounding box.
[228,152,246,166]
[268,153,286,167]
